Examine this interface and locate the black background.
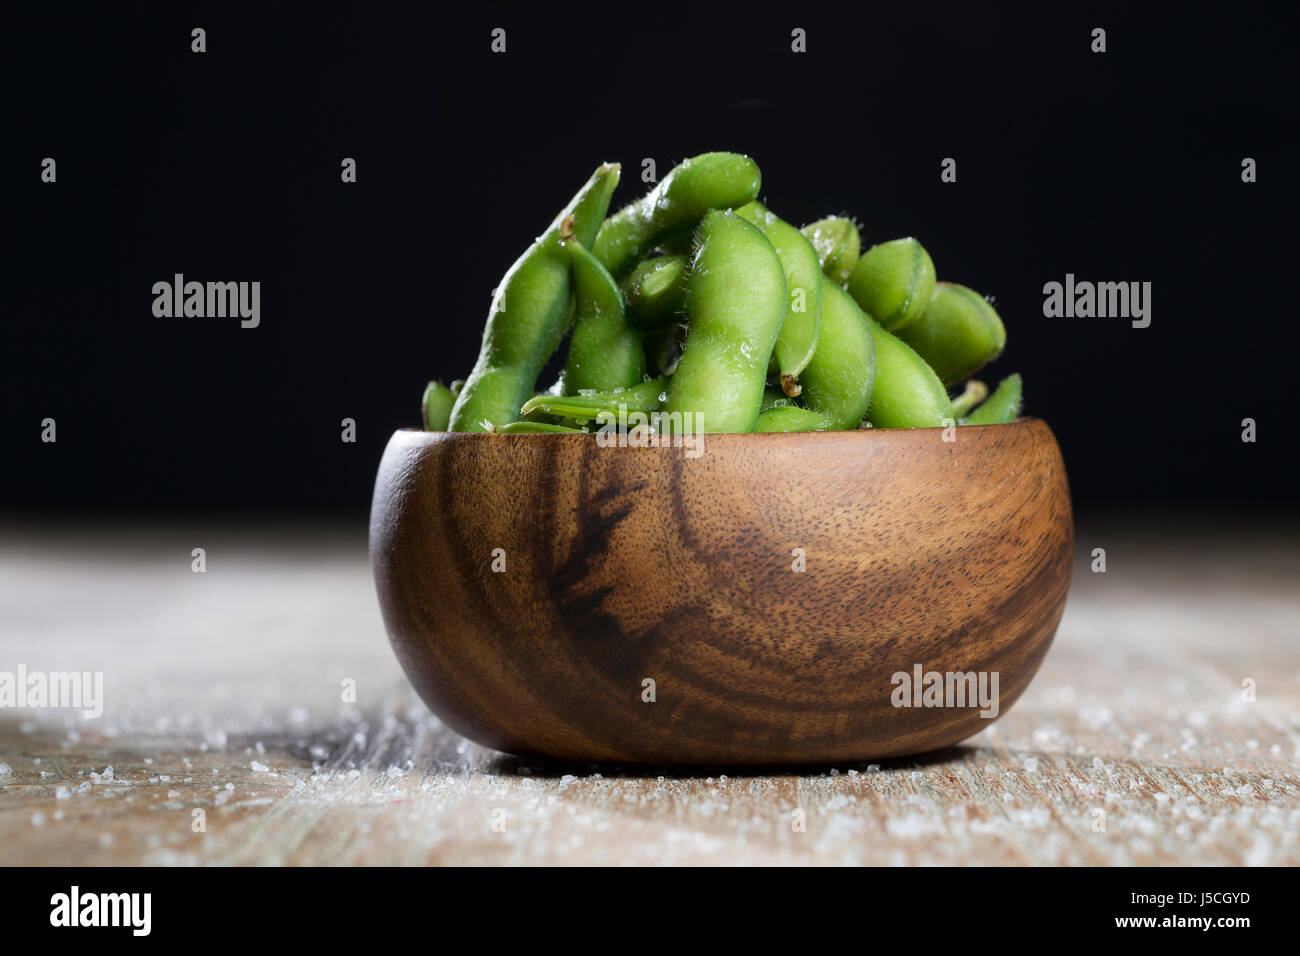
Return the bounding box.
[4,3,1293,518]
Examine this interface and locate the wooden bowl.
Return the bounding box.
[369,421,1072,765]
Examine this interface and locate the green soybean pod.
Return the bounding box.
[800,216,861,285]
[847,237,936,332]
[735,201,823,395]
[754,406,837,432]
[621,254,689,330]
[963,373,1023,425]
[863,314,953,429]
[797,282,876,429]
[449,162,621,432]
[520,376,670,423]
[665,210,786,433]
[559,226,646,394]
[421,380,455,431]
[593,152,762,277]
[897,282,1007,387]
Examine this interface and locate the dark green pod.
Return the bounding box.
[559,235,646,394]
[593,152,762,277]
[449,163,621,431]
[863,315,952,428]
[754,406,836,432]
[797,282,876,429]
[962,373,1023,425]
[897,282,1006,387]
[421,381,454,431]
[621,255,689,330]
[800,216,861,286]
[847,237,935,332]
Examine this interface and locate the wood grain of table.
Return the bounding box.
[1,516,1296,866]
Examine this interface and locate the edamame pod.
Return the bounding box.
[797,282,876,429]
[801,216,861,286]
[863,315,953,428]
[621,254,689,330]
[559,223,646,394]
[520,376,670,422]
[754,406,836,432]
[421,380,454,431]
[897,282,1007,387]
[593,152,762,277]
[949,379,989,419]
[665,210,786,433]
[962,373,1022,425]
[848,237,936,332]
[449,163,621,432]
[736,201,823,395]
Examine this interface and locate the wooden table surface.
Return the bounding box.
[1,516,1296,866]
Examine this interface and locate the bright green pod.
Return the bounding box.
[863,315,953,428]
[520,376,670,423]
[593,152,762,277]
[847,237,936,332]
[621,254,689,331]
[736,201,823,394]
[559,230,646,394]
[797,282,876,429]
[665,210,787,433]
[450,163,621,432]
[754,406,837,432]
[800,216,861,286]
[421,380,454,431]
[897,282,1007,387]
[963,373,1023,425]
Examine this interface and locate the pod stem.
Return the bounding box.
[950,379,989,419]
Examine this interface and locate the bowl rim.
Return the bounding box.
[401,417,1041,437]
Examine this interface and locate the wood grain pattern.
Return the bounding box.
[370,421,1073,764]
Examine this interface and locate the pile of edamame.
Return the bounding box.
[422,152,1023,435]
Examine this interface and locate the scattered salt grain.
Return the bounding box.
[0,763,10,776]
[250,761,270,773]
[1023,757,1039,772]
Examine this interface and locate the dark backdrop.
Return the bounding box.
[4,4,1293,518]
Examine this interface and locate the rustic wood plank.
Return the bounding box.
[1,518,1296,865]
